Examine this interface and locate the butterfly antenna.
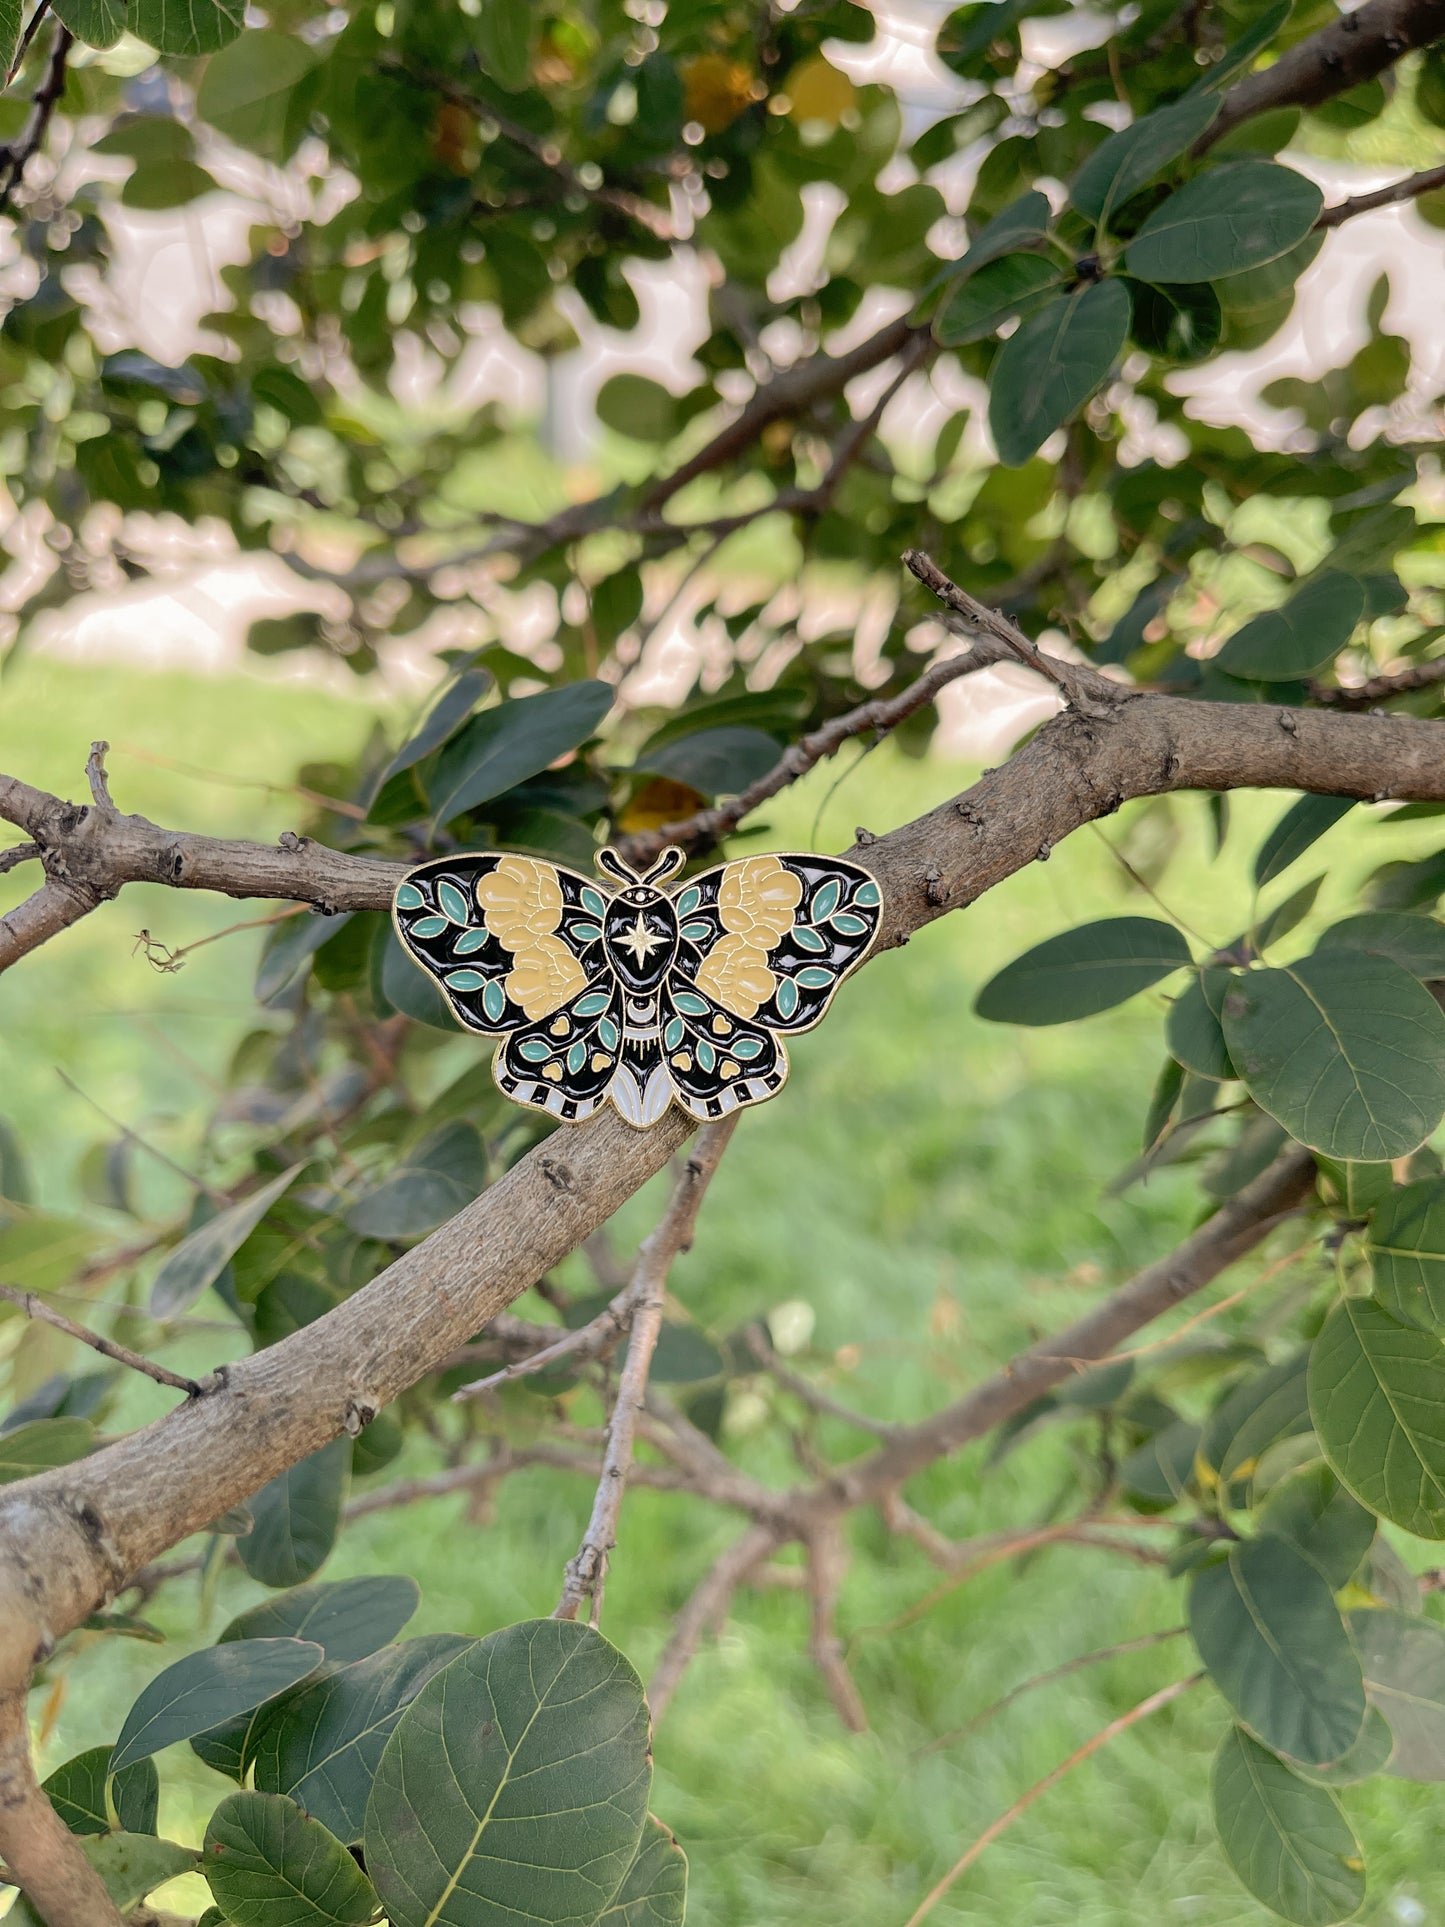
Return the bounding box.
[641,846,686,886]
[596,846,638,886]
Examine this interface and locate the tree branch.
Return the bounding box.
[1316,159,1445,228]
[0,1284,206,1396]
[1198,0,1445,153]
[0,1694,126,1927]
[554,1118,738,1622]
[1311,654,1445,707]
[0,22,71,215]
[647,1522,781,1722]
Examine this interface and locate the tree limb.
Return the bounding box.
[1198,0,1445,153]
[0,22,71,215]
[1311,654,1445,708]
[0,1284,206,1396]
[1317,159,1445,228]
[0,1694,126,1927]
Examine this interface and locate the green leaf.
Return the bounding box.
[1309,1295,1445,1539]
[1193,0,1292,93]
[1366,1178,1445,1334]
[150,1165,304,1319]
[1189,1537,1366,1766]
[196,30,318,155]
[131,0,245,55]
[251,1635,474,1845]
[952,189,1051,273]
[596,374,681,444]
[988,278,1132,466]
[1070,95,1220,226]
[935,253,1062,345]
[238,1438,352,1589]
[0,1416,95,1483]
[111,1639,323,1773]
[1348,1607,1445,1781]
[1125,162,1323,283]
[476,0,533,92]
[1198,1353,1312,1491]
[372,669,492,805]
[431,682,612,827]
[365,1620,652,1927]
[122,162,220,210]
[1222,952,1445,1160]
[1254,796,1355,887]
[635,726,782,797]
[976,916,1191,1025]
[203,1790,379,1927]
[8,1834,199,1927]
[377,926,463,1033]
[345,1121,486,1239]
[1316,913,1445,981]
[43,1747,158,1837]
[1216,576,1366,682]
[1211,1726,1365,1927]
[51,0,127,49]
[1258,1464,1375,1588]
[1256,875,1323,953]
[1166,967,1236,1078]
[0,1115,33,1203]
[220,1575,421,1663]
[598,1817,689,1926]
[1126,279,1222,361]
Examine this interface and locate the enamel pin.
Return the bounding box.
[392,846,882,1128]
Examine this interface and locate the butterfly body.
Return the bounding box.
[392,844,881,1129]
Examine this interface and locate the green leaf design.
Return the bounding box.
[1309,1295,1445,1539]
[111,1639,323,1773]
[1255,797,1356,888]
[51,0,125,48]
[43,1747,158,1837]
[1070,95,1220,226]
[1221,953,1445,1160]
[1366,1179,1445,1333]
[598,1817,688,1926]
[0,1416,95,1482]
[976,916,1191,1025]
[251,1634,474,1844]
[203,1790,379,1927]
[8,1834,199,1927]
[131,0,245,56]
[1216,575,1366,682]
[1257,1465,1375,1589]
[1124,162,1323,283]
[934,253,1063,346]
[1166,967,1236,1078]
[1188,1537,1366,1766]
[365,1620,652,1927]
[238,1437,352,1589]
[431,682,613,827]
[1348,1607,1445,1781]
[988,279,1132,466]
[150,1165,303,1318]
[1211,1726,1365,1927]
[1316,913,1445,981]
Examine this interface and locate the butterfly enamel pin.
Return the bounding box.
[392,845,882,1129]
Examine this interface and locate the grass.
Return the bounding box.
[5,655,1445,1926]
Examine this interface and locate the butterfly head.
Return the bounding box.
[595,846,686,991]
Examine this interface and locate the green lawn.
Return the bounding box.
[5,656,1445,1926]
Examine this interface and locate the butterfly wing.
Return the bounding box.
[392,853,612,1035]
[494,977,631,1124]
[657,975,788,1121]
[671,853,881,1034]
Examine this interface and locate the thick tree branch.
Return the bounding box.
[0,1695,125,1927]
[1199,0,1445,152]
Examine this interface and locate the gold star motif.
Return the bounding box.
[617,911,663,966]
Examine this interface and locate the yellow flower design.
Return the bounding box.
[476,856,585,1020]
[716,856,801,945]
[695,933,777,1021]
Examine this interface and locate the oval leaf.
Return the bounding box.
[1309,1295,1445,1540]
[1366,1178,1445,1334]
[1254,796,1356,888]
[1348,1607,1445,1781]
[987,277,1132,467]
[43,1747,158,1838]
[221,1575,421,1664]
[1125,161,1323,283]
[150,1165,303,1319]
[599,1817,688,1927]
[1221,952,1445,1160]
[1166,967,1236,1078]
[203,1790,379,1927]
[1212,1726,1365,1927]
[111,1639,323,1773]
[237,1437,352,1589]
[0,1416,95,1483]
[1258,1465,1375,1589]
[1071,94,1221,225]
[976,916,1192,1025]
[131,0,244,55]
[1188,1537,1366,1766]
[1217,575,1366,682]
[934,253,1062,346]
[365,1619,652,1927]
[1316,912,1445,981]
[431,681,613,828]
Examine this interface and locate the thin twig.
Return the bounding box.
[85,741,113,811]
[1311,654,1445,708]
[916,1628,1188,1757]
[903,550,1129,719]
[0,1283,204,1395]
[744,1323,896,1438]
[804,1519,868,1731]
[902,1674,1202,1926]
[452,1283,634,1400]
[132,904,306,976]
[554,1116,739,1623]
[0,21,70,215]
[1316,159,1445,228]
